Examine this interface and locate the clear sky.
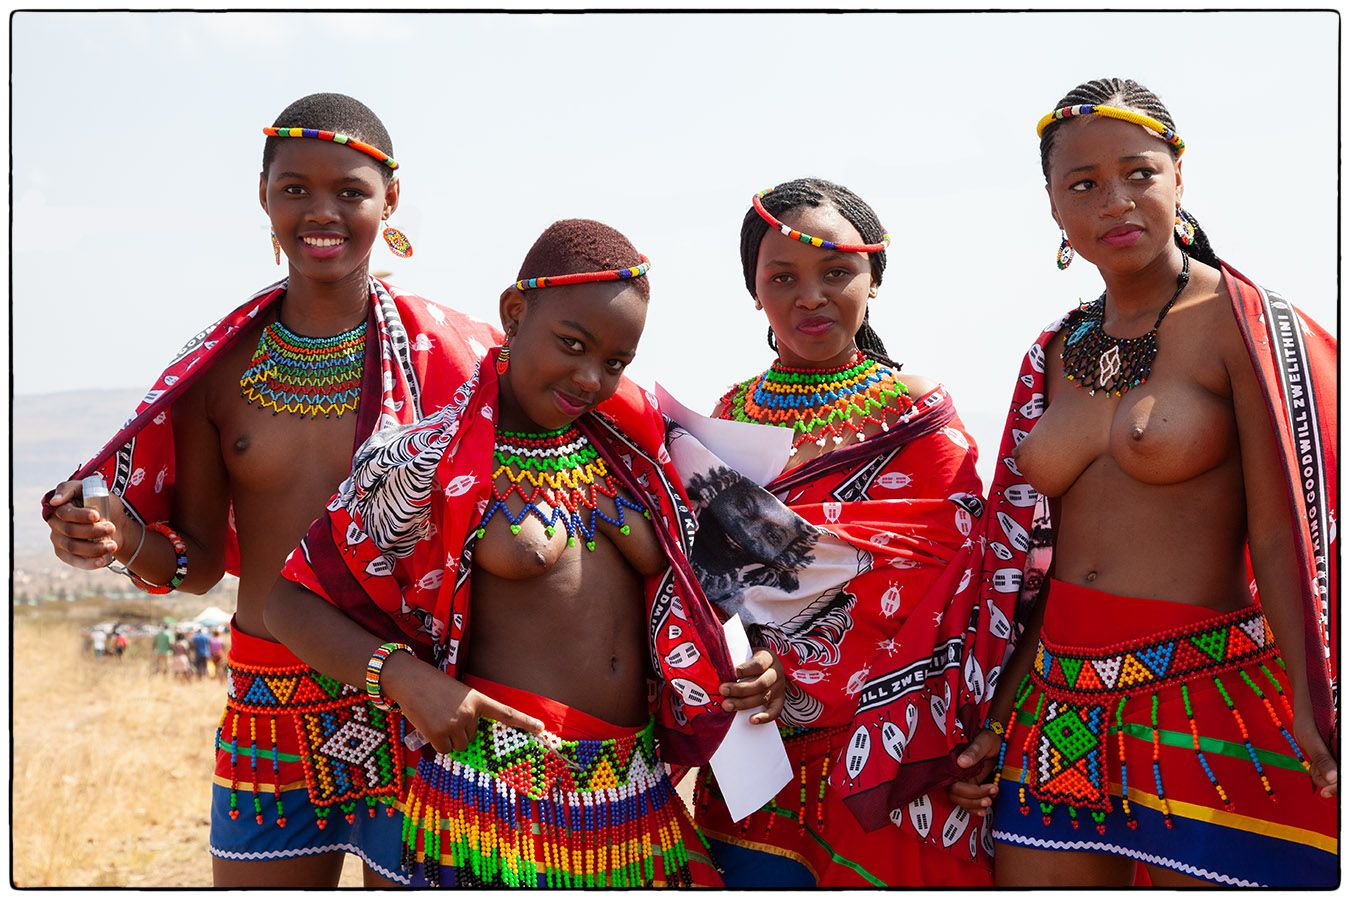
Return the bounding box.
[11,9,1339,488]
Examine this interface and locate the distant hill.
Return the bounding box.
[13,388,143,561]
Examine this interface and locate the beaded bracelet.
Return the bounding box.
[126,522,188,595]
[982,717,1006,737]
[366,642,414,710]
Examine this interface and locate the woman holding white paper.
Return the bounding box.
[676,179,992,887]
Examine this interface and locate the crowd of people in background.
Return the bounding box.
[89,621,229,682]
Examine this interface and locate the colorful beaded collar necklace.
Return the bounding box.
[514,256,651,292]
[239,317,366,418]
[262,126,399,170]
[751,189,891,253]
[476,425,649,551]
[720,353,913,455]
[1062,253,1190,397]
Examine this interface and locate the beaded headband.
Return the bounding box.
[1036,104,1186,156]
[514,256,651,292]
[262,127,399,170]
[751,189,891,253]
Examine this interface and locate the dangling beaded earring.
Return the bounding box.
[271,230,282,266]
[1174,207,1196,248]
[382,218,413,259]
[496,335,512,375]
[1056,232,1074,270]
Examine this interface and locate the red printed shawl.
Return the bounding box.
[40,277,501,573]
[280,349,736,766]
[978,263,1338,752]
[671,386,994,859]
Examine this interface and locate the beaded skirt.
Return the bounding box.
[991,580,1337,887]
[209,623,409,878]
[400,677,721,888]
[694,725,992,887]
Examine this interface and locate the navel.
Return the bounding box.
[1085,570,1098,583]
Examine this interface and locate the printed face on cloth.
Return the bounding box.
[753,204,877,370]
[1045,115,1183,279]
[496,281,647,432]
[259,139,399,285]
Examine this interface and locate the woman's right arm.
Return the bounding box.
[265,576,542,752]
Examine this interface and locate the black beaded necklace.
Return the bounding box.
[1062,254,1190,397]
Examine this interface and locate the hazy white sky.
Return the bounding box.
[11,9,1339,487]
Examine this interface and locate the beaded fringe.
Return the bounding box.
[994,657,1308,836]
[400,722,697,887]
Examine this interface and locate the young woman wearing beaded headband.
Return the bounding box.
[948,77,1338,888]
[41,93,500,887]
[675,177,991,886]
[267,219,753,887]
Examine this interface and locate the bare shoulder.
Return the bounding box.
[897,372,941,398]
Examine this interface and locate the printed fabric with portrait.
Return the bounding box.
[671,385,998,873]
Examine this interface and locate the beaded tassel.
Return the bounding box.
[721,353,914,454]
[1114,696,1137,829]
[1018,690,1044,816]
[1149,694,1173,828]
[227,709,241,821]
[271,717,285,827]
[1240,668,1308,766]
[1258,661,1300,726]
[992,675,1033,795]
[1181,683,1232,809]
[477,426,649,551]
[239,318,366,419]
[1214,675,1275,799]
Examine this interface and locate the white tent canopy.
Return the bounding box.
[190,606,232,628]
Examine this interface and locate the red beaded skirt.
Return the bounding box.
[991,580,1337,886]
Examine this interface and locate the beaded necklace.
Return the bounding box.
[720,353,913,455]
[1061,254,1190,397]
[475,425,649,552]
[240,318,366,418]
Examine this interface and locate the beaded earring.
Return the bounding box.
[496,335,511,375]
[271,230,282,266]
[383,219,413,258]
[1056,232,1074,270]
[1174,207,1196,247]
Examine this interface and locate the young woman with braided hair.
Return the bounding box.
[676,177,992,886]
[267,219,750,887]
[949,77,1338,887]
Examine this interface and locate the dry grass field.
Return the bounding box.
[11,602,364,888]
[12,599,697,888]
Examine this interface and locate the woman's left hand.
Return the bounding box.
[719,648,787,725]
[1293,714,1339,799]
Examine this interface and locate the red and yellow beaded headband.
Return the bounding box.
[514,256,651,292]
[751,189,891,253]
[1035,104,1186,156]
[262,127,399,170]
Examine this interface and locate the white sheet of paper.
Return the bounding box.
[655,382,791,486]
[707,615,793,822]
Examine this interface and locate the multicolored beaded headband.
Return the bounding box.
[262,126,399,170]
[751,189,891,253]
[514,256,651,292]
[1035,104,1186,156]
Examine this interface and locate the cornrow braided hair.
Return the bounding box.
[516,218,650,301]
[741,177,897,366]
[262,93,396,182]
[1039,78,1221,268]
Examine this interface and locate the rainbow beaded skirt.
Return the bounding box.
[400,712,718,888]
[991,580,1336,887]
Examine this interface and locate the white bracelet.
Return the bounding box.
[108,519,146,577]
